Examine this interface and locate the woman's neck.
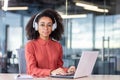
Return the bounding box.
[40,36,49,40]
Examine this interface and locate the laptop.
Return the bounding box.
[50,51,99,79]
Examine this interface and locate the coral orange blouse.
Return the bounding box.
[25,38,67,77]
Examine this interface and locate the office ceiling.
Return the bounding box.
[0,0,117,16]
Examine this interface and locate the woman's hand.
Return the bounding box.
[51,67,66,75]
[67,66,76,74]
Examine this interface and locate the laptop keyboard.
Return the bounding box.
[50,73,75,79]
[55,73,74,76]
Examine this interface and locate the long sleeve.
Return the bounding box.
[25,41,52,77]
[57,44,68,72]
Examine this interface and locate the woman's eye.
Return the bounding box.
[48,24,52,27]
[39,23,52,27]
[40,24,44,27]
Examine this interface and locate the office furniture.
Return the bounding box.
[0,74,120,80]
[17,48,26,73]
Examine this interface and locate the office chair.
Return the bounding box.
[17,48,26,73]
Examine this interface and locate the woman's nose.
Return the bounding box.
[44,25,48,29]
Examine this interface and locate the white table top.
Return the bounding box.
[0,74,120,80]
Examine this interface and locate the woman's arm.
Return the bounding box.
[25,41,52,77]
[57,43,68,72]
[57,43,76,74]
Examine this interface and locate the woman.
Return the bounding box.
[25,8,75,77]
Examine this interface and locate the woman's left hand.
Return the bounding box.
[67,66,76,74]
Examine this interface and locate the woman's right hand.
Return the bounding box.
[51,68,66,75]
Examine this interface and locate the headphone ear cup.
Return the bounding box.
[52,23,57,31]
[34,22,38,31]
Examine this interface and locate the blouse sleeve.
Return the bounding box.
[25,41,52,77]
[57,43,68,72]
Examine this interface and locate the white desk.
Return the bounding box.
[0,74,120,80]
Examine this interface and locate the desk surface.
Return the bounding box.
[0,74,120,80]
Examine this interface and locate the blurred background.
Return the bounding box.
[0,0,120,75]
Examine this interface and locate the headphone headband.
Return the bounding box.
[33,13,41,31]
[33,12,57,31]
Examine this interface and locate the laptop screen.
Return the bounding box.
[51,51,99,79]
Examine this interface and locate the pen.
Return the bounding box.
[17,74,21,77]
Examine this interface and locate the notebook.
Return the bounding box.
[15,74,33,80]
[50,51,99,79]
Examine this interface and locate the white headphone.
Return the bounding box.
[33,12,57,31]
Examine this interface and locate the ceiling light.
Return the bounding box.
[2,6,28,11]
[76,2,98,9]
[76,2,109,13]
[61,14,87,19]
[3,0,8,11]
[84,7,109,13]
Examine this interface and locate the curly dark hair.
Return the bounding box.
[25,8,64,41]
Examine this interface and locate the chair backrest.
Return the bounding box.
[17,48,26,73]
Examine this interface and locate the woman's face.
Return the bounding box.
[38,16,53,40]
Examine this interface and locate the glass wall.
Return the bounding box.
[0,0,120,74]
